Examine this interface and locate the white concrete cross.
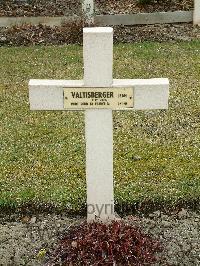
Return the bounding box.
[29,27,169,222]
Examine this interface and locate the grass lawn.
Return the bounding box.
[0,41,199,213]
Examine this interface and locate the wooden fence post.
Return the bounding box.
[82,0,94,25]
[194,0,200,25]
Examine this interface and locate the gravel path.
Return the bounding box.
[0,209,199,265]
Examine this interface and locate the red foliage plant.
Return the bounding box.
[46,221,162,266]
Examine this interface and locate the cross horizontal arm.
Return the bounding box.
[29,78,169,110]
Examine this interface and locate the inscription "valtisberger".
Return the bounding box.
[71,91,114,99]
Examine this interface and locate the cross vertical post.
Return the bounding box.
[83,28,115,222]
[82,0,94,25]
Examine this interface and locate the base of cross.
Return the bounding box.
[29,27,169,222]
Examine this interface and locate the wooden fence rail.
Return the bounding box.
[95,11,193,26]
[82,0,199,26]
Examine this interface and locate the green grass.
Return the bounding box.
[0,41,200,212]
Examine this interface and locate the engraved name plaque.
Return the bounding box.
[63,87,133,109]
